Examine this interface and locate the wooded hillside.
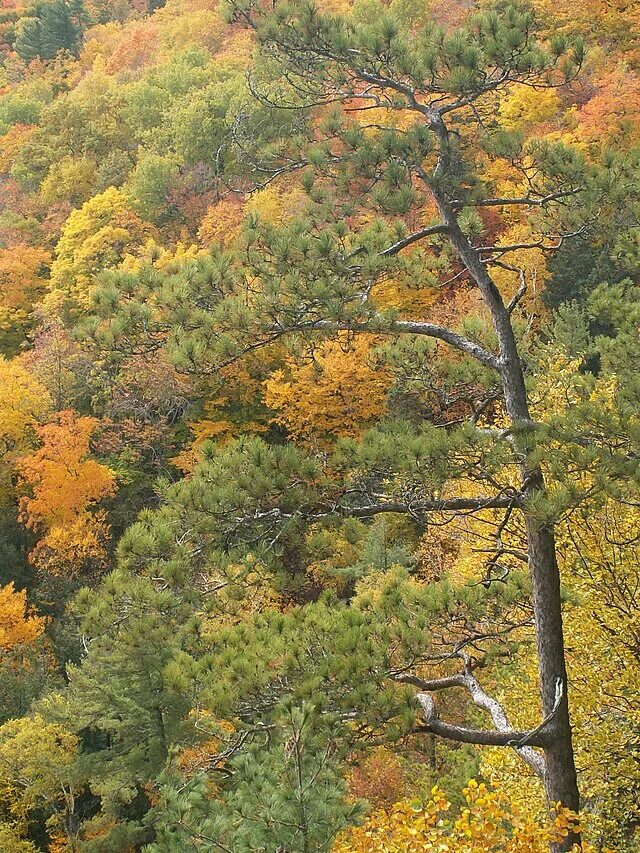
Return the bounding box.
[0,1,639,850]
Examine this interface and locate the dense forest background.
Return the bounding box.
[0,0,639,850]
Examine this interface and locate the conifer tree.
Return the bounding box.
[76,3,640,850]
[13,0,86,62]
[146,704,361,852]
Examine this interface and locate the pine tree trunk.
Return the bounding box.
[525,508,581,852]
[491,304,581,853]
[499,318,581,853]
[431,186,581,851]
[497,325,581,853]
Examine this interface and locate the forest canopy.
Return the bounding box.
[0,0,639,851]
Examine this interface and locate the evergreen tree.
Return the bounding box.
[82,6,636,850]
[14,0,86,62]
[146,704,361,852]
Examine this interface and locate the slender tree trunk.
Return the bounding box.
[430,185,581,851]
[494,317,581,853]
[494,287,581,853]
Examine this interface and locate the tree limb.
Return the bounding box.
[396,659,549,777]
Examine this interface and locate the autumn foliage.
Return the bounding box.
[0,0,638,851]
[17,410,116,574]
[0,583,45,653]
[334,782,591,853]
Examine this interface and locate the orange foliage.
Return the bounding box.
[105,22,160,74]
[18,411,116,530]
[264,335,390,442]
[0,583,45,652]
[198,197,245,247]
[17,411,117,575]
[347,748,411,808]
[577,68,640,149]
[0,245,50,345]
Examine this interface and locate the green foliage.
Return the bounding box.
[126,153,180,223]
[146,704,361,853]
[14,1,87,62]
[1,1,640,849]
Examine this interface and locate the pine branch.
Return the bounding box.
[307,320,500,370]
[397,658,554,778]
[450,188,584,210]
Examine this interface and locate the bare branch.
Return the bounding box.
[397,658,548,777]
[372,320,500,370]
[414,692,541,749]
[451,188,584,210]
[299,319,500,371]
[379,224,449,256]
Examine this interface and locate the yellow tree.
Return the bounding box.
[0,583,45,653]
[0,245,51,355]
[0,716,79,849]
[48,187,154,316]
[0,357,51,458]
[264,335,390,443]
[17,411,117,576]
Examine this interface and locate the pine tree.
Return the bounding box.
[146,704,361,852]
[85,7,598,847]
[75,3,640,850]
[14,1,86,62]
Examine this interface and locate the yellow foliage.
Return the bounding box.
[0,357,51,455]
[154,1,226,55]
[121,238,202,274]
[490,223,550,314]
[306,528,362,592]
[172,392,267,472]
[0,715,78,824]
[0,583,45,652]
[0,244,50,313]
[532,0,640,63]
[334,782,589,852]
[370,273,439,317]
[557,503,640,848]
[0,823,36,853]
[245,184,309,227]
[264,335,390,441]
[78,22,124,72]
[0,124,37,173]
[214,29,256,72]
[498,85,561,132]
[198,198,245,248]
[48,187,154,314]
[28,511,112,577]
[40,157,97,207]
[478,362,634,849]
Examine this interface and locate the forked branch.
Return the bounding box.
[396,657,564,779]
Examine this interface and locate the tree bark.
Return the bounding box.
[430,176,581,852]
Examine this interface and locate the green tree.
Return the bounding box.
[82,5,631,849]
[14,1,87,62]
[146,704,361,853]
[41,571,197,848]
